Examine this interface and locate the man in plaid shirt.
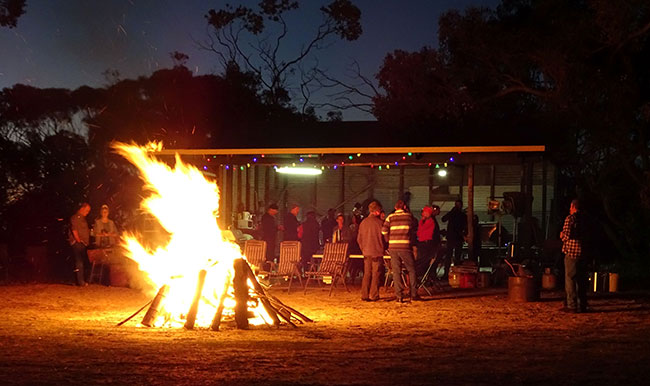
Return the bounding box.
[560,199,588,313]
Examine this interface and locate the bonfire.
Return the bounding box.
[113,142,310,330]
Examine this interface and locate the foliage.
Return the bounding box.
[373,0,650,264]
[203,0,362,111]
[0,0,25,28]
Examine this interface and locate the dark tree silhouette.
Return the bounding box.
[372,0,650,265]
[0,0,25,28]
[202,0,362,112]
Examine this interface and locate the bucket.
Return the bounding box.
[460,272,476,288]
[476,272,491,288]
[541,268,557,290]
[448,272,461,288]
[608,273,619,292]
[508,276,538,302]
[109,264,129,287]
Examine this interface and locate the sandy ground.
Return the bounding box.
[0,283,649,386]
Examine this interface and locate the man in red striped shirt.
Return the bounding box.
[382,200,419,302]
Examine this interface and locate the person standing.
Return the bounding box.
[69,202,91,286]
[442,199,467,277]
[382,200,419,302]
[300,211,321,270]
[357,201,385,302]
[261,204,280,263]
[93,204,118,248]
[332,213,353,244]
[560,199,589,313]
[415,206,440,278]
[320,208,337,243]
[283,204,300,241]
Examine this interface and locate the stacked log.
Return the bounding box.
[122,258,311,330]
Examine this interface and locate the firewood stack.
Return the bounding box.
[131,258,311,330]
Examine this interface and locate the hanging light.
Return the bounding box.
[438,169,448,177]
[275,167,322,176]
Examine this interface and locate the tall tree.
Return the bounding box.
[202,0,362,113]
[372,0,650,264]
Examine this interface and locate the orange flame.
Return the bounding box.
[113,142,271,328]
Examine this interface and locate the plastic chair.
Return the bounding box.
[417,255,444,295]
[304,242,349,296]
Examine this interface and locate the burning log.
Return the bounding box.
[141,285,169,327]
[242,260,281,327]
[210,272,232,331]
[184,269,207,330]
[233,258,249,330]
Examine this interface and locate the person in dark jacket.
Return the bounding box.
[261,204,279,263]
[357,201,385,301]
[442,200,467,277]
[300,211,320,271]
[320,208,337,243]
[283,204,300,241]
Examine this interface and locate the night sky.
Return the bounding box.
[0,0,499,119]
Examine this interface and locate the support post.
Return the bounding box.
[467,164,475,261]
[399,165,405,200]
[264,166,270,205]
[542,158,548,238]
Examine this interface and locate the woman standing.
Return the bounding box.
[94,204,118,248]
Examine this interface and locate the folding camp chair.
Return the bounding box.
[417,255,444,295]
[243,239,268,274]
[304,242,349,296]
[383,255,407,289]
[267,241,303,294]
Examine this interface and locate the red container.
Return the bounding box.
[459,272,476,288]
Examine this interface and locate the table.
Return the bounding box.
[312,254,390,259]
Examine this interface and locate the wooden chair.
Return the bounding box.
[243,240,267,274]
[304,242,349,296]
[267,241,303,294]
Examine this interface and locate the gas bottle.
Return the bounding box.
[542,268,557,290]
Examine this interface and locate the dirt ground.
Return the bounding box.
[0,283,649,386]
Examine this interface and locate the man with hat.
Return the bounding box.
[261,204,280,264]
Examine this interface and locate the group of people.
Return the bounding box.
[255,199,473,303]
[68,203,118,286]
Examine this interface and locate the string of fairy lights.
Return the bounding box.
[199,152,460,176]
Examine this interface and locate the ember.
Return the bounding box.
[113,142,310,330]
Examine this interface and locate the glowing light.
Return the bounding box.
[438,169,448,177]
[275,167,323,176]
[407,152,412,156]
[253,157,257,162]
[356,153,361,157]
[348,155,353,160]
